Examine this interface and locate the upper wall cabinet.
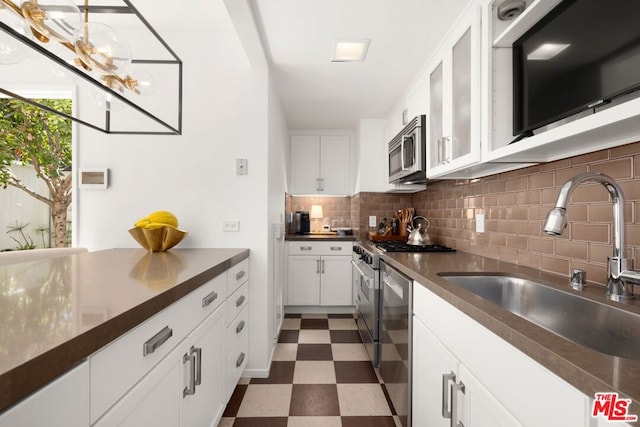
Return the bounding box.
[290,135,350,195]
[426,2,482,178]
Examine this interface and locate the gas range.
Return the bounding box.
[352,240,455,270]
[373,240,456,253]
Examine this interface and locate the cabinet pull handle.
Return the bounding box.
[235,270,246,281]
[330,246,342,251]
[202,290,218,307]
[321,259,325,274]
[236,352,246,368]
[183,348,196,397]
[236,320,246,334]
[236,294,246,307]
[143,326,173,356]
[441,372,456,419]
[300,246,312,251]
[193,346,202,386]
[316,259,321,274]
[445,136,452,164]
[316,178,321,192]
[451,381,466,427]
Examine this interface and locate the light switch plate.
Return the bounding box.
[369,216,377,227]
[236,159,248,175]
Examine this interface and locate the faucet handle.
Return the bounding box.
[570,269,587,290]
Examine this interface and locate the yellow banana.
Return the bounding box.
[148,211,178,228]
[134,218,150,227]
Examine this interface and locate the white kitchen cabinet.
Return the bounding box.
[413,281,591,426]
[427,1,482,178]
[0,362,90,427]
[290,135,350,195]
[286,242,353,306]
[90,259,249,427]
[180,308,226,427]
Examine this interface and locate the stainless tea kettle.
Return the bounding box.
[407,216,432,246]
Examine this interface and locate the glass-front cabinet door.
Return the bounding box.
[427,2,481,178]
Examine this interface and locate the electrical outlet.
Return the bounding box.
[369,216,377,227]
[475,214,485,233]
[223,220,240,232]
[236,159,248,175]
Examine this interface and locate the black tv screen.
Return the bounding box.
[513,0,640,137]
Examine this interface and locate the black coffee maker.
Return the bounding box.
[295,211,310,234]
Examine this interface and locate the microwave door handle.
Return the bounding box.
[401,135,407,171]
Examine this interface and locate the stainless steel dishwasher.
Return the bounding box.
[378,260,411,427]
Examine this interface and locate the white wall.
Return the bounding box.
[73,1,279,376]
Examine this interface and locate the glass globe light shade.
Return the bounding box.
[0,8,33,64]
[88,84,124,112]
[21,0,82,43]
[74,22,132,76]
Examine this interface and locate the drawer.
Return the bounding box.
[227,258,249,294]
[225,304,249,351]
[287,241,352,256]
[225,282,248,327]
[89,273,226,423]
[225,326,249,400]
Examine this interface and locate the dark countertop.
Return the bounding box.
[285,233,357,242]
[376,246,640,414]
[0,248,249,413]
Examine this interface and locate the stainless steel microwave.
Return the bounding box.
[388,114,426,184]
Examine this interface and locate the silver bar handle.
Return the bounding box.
[183,349,196,397]
[317,259,320,274]
[202,290,218,307]
[143,326,173,356]
[236,294,246,307]
[236,352,246,368]
[193,346,202,386]
[451,381,466,427]
[321,259,325,274]
[319,177,324,192]
[236,320,246,334]
[300,246,312,251]
[442,372,456,419]
[316,178,321,192]
[401,135,407,170]
[235,270,246,281]
[330,246,342,251]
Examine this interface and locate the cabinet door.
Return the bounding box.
[457,364,523,427]
[93,349,181,427]
[320,255,352,306]
[0,362,89,427]
[412,315,459,427]
[290,136,320,194]
[427,3,482,177]
[320,135,350,195]
[181,308,225,427]
[287,255,320,305]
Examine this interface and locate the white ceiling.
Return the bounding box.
[250,0,472,129]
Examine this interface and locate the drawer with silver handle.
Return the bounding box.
[225,282,248,327]
[227,259,249,294]
[287,241,352,256]
[225,304,249,351]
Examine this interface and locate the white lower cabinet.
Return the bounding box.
[89,260,248,427]
[286,242,353,306]
[0,362,90,427]
[413,281,591,427]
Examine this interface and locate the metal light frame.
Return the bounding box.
[0,1,183,135]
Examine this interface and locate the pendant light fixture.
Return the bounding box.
[0,0,182,135]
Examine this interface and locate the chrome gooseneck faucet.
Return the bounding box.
[543,172,640,302]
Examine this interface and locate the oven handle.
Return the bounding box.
[351,260,367,278]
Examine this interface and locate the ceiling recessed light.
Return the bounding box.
[527,43,570,60]
[332,39,370,62]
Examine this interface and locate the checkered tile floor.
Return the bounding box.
[217,313,401,427]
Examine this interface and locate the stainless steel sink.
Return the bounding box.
[439,274,640,359]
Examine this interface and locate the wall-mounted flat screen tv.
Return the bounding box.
[513,0,640,138]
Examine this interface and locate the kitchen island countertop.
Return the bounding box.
[0,247,249,414]
[378,247,640,414]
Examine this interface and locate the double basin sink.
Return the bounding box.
[439,273,640,359]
